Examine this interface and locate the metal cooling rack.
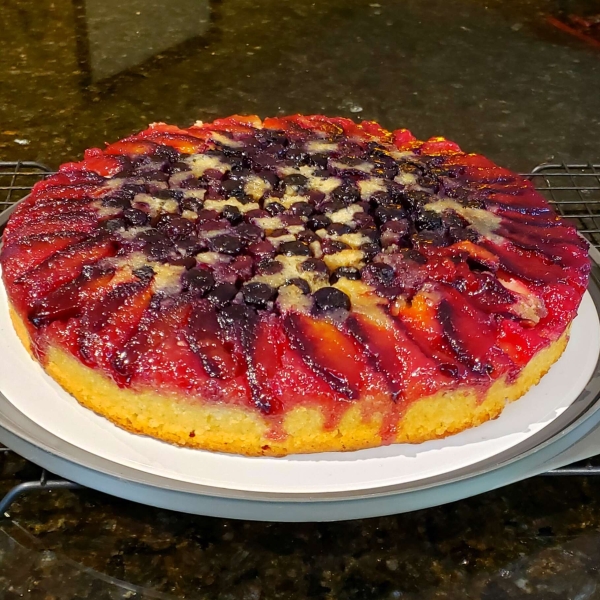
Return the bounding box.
[1,160,600,515]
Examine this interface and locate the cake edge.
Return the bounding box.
[9,304,570,457]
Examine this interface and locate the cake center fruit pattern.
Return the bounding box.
[0,115,590,439]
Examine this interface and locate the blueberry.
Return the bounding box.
[307,214,331,231]
[180,197,203,213]
[299,258,329,274]
[169,161,190,174]
[102,192,132,209]
[146,171,170,182]
[313,287,351,312]
[211,234,243,255]
[330,267,361,283]
[289,202,313,217]
[327,223,353,236]
[236,223,264,243]
[154,189,183,200]
[218,304,257,328]
[308,153,329,168]
[296,230,319,244]
[358,227,379,243]
[361,242,380,261]
[366,263,395,285]
[168,255,197,269]
[154,145,180,161]
[257,259,284,275]
[104,218,126,232]
[279,241,311,256]
[132,266,155,281]
[121,183,146,196]
[123,208,149,227]
[221,205,242,225]
[242,282,276,308]
[320,200,346,213]
[286,278,311,294]
[414,210,443,231]
[401,190,432,211]
[282,174,308,187]
[321,239,349,255]
[374,206,406,224]
[157,214,196,239]
[222,179,244,194]
[331,183,360,205]
[265,202,285,215]
[206,283,238,307]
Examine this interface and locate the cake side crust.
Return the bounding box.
[10,305,570,456]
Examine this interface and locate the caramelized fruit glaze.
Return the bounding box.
[0,115,590,442]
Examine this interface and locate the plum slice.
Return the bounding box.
[436,286,497,375]
[184,303,242,380]
[284,312,365,399]
[28,266,115,327]
[113,299,193,385]
[13,234,117,305]
[346,313,446,401]
[243,314,284,414]
[0,232,85,285]
[78,279,154,369]
[481,240,568,285]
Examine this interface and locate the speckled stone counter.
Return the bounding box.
[1,0,600,597]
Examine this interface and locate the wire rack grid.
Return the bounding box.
[0,160,600,514]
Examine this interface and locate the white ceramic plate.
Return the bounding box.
[0,278,598,496]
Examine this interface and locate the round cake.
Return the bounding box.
[0,115,590,456]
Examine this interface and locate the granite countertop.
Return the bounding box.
[1,0,600,597]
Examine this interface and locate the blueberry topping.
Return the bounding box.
[221,179,244,194]
[236,223,263,243]
[361,242,380,261]
[242,282,276,308]
[257,259,284,275]
[307,214,331,231]
[180,197,203,212]
[296,230,319,244]
[181,269,215,295]
[413,210,443,231]
[279,241,311,256]
[211,234,243,255]
[218,304,257,328]
[365,263,395,285]
[321,239,349,254]
[206,283,238,307]
[265,202,285,215]
[330,266,361,283]
[104,218,126,232]
[331,183,360,205]
[327,223,353,236]
[154,189,183,200]
[282,174,309,187]
[123,208,149,227]
[132,266,155,281]
[102,192,133,209]
[299,258,328,274]
[286,278,311,294]
[221,205,242,225]
[156,214,196,239]
[313,287,351,312]
[374,206,406,224]
[289,202,314,217]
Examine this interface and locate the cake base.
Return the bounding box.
[10,306,569,456]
